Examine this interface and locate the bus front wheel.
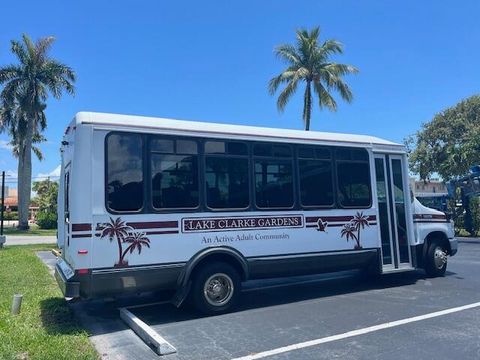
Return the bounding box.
[425,241,447,277]
[191,262,240,315]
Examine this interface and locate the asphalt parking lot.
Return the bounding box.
[41,238,480,360]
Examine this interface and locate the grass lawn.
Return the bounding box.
[2,224,57,237]
[0,245,98,360]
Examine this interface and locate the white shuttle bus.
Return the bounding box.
[55,112,457,314]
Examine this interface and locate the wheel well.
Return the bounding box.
[190,253,247,282]
[425,231,451,254]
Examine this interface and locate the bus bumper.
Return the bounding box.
[449,238,458,256]
[55,263,80,299]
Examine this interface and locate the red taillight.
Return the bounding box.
[77,269,89,275]
[78,250,88,255]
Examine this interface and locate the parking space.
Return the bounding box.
[41,239,480,360]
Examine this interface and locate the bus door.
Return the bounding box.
[374,154,413,271]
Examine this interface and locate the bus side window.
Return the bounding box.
[106,133,144,212]
[150,137,199,210]
[335,148,371,208]
[253,143,294,209]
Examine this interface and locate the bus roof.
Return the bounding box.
[74,111,403,149]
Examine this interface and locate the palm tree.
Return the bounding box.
[99,217,133,265]
[120,232,151,265]
[1,96,47,162]
[0,34,75,229]
[351,212,370,248]
[341,222,358,246]
[269,27,358,131]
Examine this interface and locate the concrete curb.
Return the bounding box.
[119,307,177,356]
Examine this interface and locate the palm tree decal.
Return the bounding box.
[98,217,151,267]
[341,212,370,250]
[341,222,358,246]
[121,232,151,264]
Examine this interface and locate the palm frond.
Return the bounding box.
[274,44,301,65]
[268,69,297,95]
[313,81,337,111]
[276,76,300,112]
[0,66,22,85]
[319,39,344,56]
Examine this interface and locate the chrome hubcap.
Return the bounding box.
[204,273,234,306]
[434,247,447,269]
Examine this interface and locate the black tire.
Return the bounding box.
[191,262,240,315]
[424,241,447,277]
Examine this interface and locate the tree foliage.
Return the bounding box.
[32,178,58,214]
[269,27,358,131]
[0,34,75,229]
[407,95,480,180]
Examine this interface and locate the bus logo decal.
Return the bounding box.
[340,212,370,250]
[98,217,151,267]
[182,215,304,233]
[316,218,328,232]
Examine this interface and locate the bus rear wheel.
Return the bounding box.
[425,241,447,277]
[191,262,240,315]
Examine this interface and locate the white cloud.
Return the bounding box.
[36,165,61,179]
[0,140,13,151]
[5,169,17,178]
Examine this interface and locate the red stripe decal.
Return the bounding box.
[126,221,178,229]
[306,215,376,223]
[72,223,92,232]
[72,234,91,238]
[144,230,179,235]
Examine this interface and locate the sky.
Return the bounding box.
[1,0,479,187]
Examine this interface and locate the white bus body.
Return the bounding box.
[55,112,457,314]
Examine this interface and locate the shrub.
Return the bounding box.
[3,211,18,221]
[36,212,57,229]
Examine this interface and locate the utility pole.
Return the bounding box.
[1,171,5,247]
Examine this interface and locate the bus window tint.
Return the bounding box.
[298,146,333,206]
[337,161,371,207]
[151,138,199,209]
[254,144,294,208]
[106,133,144,211]
[206,157,249,209]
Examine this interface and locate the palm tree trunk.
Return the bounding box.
[17,118,34,230]
[121,244,134,262]
[303,81,312,131]
[117,238,123,263]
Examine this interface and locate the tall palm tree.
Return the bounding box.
[0,34,75,229]
[269,27,358,131]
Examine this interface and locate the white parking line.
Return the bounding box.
[232,301,480,360]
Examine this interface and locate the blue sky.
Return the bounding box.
[1,0,479,186]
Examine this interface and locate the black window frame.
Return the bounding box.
[104,131,374,214]
[149,135,201,212]
[252,142,296,210]
[203,140,251,211]
[296,145,336,209]
[105,131,146,214]
[334,147,372,209]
